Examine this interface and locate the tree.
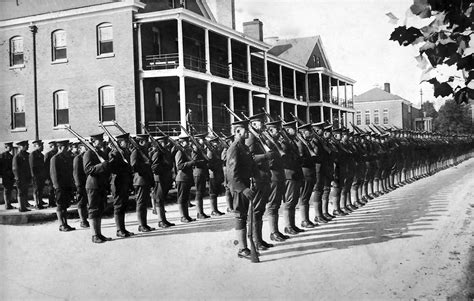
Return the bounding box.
[421,101,438,119]
[389,0,474,104]
[433,99,473,133]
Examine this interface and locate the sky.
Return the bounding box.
[234,0,441,108]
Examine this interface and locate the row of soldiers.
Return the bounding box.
[0,117,472,250]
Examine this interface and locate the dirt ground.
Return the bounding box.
[0,158,473,300]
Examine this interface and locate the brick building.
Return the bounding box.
[352,83,429,131]
[0,0,355,145]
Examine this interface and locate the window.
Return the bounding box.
[383,109,389,125]
[152,27,161,54]
[356,111,362,125]
[10,36,24,66]
[374,109,379,124]
[54,90,69,126]
[11,94,25,129]
[52,30,67,61]
[365,109,370,125]
[99,86,115,121]
[97,23,113,55]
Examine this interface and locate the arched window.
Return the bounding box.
[54,90,69,126]
[11,94,25,129]
[97,23,113,55]
[99,86,115,121]
[52,30,67,61]
[10,36,24,66]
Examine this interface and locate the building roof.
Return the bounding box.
[268,36,332,70]
[354,87,405,102]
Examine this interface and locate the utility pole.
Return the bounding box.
[30,24,39,140]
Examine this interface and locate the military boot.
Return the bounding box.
[78,206,89,228]
[300,204,316,228]
[225,188,234,213]
[269,214,288,242]
[313,191,329,223]
[196,194,210,219]
[138,208,155,232]
[290,209,304,233]
[321,188,334,221]
[210,196,224,216]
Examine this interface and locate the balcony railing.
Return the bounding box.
[232,67,248,83]
[283,87,295,99]
[210,61,229,78]
[269,83,281,95]
[144,53,179,70]
[184,55,206,73]
[308,95,320,102]
[146,121,209,137]
[251,73,266,87]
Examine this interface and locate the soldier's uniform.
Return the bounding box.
[222,134,234,213]
[12,141,31,212]
[130,134,155,232]
[0,142,15,210]
[73,143,89,228]
[281,121,304,235]
[44,141,57,207]
[83,133,112,243]
[151,135,175,228]
[175,135,196,223]
[29,140,46,209]
[207,137,225,216]
[109,133,134,237]
[50,140,75,232]
[191,133,210,219]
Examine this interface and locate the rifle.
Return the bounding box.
[260,107,293,145]
[154,126,189,158]
[285,112,318,157]
[208,125,229,148]
[291,112,334,154]
[179,125,210,161]
[189,124,219,155]
[222,104,272,153]
[63,125,106,163]
[248,179,259,263]
[99,122,129,164]
[113,121,149,162]
[141,122,171,156]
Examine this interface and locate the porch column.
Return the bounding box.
[318,73,323,102]
[320,105,324,122]
[265,94,270,113]
[305,73,309,102]
[280,101,284,119]
[248,90,253,116]
[229,86,234,123]
[247,45,252,84]
[279,65,283,96]
[264,51,269,88]
[177,18,184,70]
[330,108,333,123]
[344,82,348,107]
[137,23,143,71]
[336,79,340,105]
[328,76,332,103]
[228,38,233,79]
[204,28,210,74]
[294,104,298,118]
[179,77,186,130]
[207,81,213,128]
[352,85,354,108]
[338,109,341,127]
[293,70,297,99]
[139,78,145,130]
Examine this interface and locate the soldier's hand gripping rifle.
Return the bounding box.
[113,121,149,163]
[99,122,129,164]
[141,122,171,156]
[240,112,286,157]
[188,124,219,155]
[179,125,211,161]
[260,107,293,146]
[290,112,333,155]
[63,125,106,163]
[208,125,229,148]
[222,104,273,153]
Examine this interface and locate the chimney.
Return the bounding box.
[243,19,263,41]
[384,83,391,93]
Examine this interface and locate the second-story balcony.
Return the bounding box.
[269,83,281,96]
[251,73,266,87]
[143,54,206,73]
[210,62,229,78]
[232,67,248,83]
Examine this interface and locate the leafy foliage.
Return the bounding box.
[389,0,474,104]
[433,99,473,133]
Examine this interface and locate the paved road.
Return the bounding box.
[1,159,473,300]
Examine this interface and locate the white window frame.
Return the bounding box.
[11,94,26,129]
[10,36,24,67]
[54,90,69,126]
[97,23,113,56]
[99,86,116,122]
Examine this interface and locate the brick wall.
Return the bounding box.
[0,9,137,145]
[353,100,405,130]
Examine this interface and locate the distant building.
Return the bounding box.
[0,0,355,144]
[352,83,431,131]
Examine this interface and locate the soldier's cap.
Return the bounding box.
[90,133,104,141]
[155,134,168,141]
[312,121,325,129]
[71,141,81,147]
[298,123,312,131]
[231,119,249,129]
[115,133,130,141]
[265,120,282,128]
[194,133,208,139]
[178,133,189,140]
[282,120,297,128]
[380,133,390,138]
[56,139,70,146]
[32,139,43,145]
[16,140,29,146]
[332,127,343,134]
[323,124,333,131]
[135,134,149,141]
[247,112,266,121]
[224,134,235,141]
[48,140,56,145]
[4,141,13,147]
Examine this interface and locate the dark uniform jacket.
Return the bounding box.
[13,151,31,186]
[29,149,45,181]
[268,137,285,182]
[83,149,109,190]
[131,147,153,187]
[73,153,87,188]
[207,147,224,182]
[109,148,132,188]
[245,133,271,183]
[191,147,209,178]
[226,138,258,193]
[175,147,194,182]
[44,150,57,180]
[151,145,174,182]
[50,151,74,189]
[0,151,14,186]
